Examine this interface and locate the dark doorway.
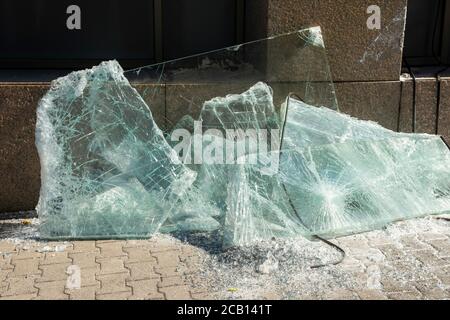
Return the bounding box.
[0,0,156,69]
[403,0,448,67]
[0,0,244,73]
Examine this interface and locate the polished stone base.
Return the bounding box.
[0,76,446,212]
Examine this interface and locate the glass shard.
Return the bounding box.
[223,162,309,248]
[198,82,280,132]
[36,61,196,239]
[279,98,450,237]
[164,82,283,240]
[35,26,450,247]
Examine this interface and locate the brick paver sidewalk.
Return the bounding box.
[0,237,207,300]
[1,219,450,300]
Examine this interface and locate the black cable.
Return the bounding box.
[433,131,450,223]
[432,0,445,65]
[403,57,449,135]
[310,237,346,269]
[282,182,346,269]
[397,72,404,131]
[436,71,443,135]
[403,58,417,132]
[434,64,450,135]
[278,93,346,269]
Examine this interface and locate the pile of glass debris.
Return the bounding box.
[35,27,450,246]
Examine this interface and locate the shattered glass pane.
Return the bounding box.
[163,82,283,239]
[35,26,450,247]
[36,61,196,239]
[279,98,450,237]
[36,27,337,240]
[121,27,338,245]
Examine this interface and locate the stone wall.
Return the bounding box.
[1,0,448,212]
[245,0,408,82]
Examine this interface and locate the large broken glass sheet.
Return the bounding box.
[122,27,338,243]
[35,22,450,248]
[36,27,338,241]
[36,61,196,239]
[279,98,450,238]
[169,82,295,246]
[182,86,450,247]
[162,82,283,237]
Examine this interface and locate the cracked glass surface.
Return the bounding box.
[36,61,196,239]
[279,97,450,238]
[35,26,450,245]
[36,27,336,241]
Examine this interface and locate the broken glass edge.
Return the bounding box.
[33,25,450,245]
